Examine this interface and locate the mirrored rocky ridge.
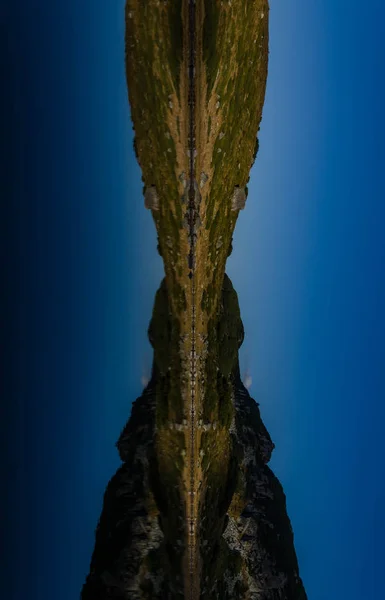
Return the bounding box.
[81,277,307,599]
[82,1,307,598]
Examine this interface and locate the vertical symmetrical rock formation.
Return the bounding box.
[82,2,307,598]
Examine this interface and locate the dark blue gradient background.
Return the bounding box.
[1,1,162,598]
[1,1,385,599]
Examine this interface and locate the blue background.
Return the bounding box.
[1,1,385,598]
[1,1,161,597]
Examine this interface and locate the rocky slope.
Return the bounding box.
[82,278,307,599]
[81,378,167,600]
[219,371,307,599]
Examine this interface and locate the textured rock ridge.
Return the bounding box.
[81,379,167,600]
[221,371,308,599]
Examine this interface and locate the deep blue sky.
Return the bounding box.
[1,0,385,599]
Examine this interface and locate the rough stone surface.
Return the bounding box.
[231,186,247,211]
[144,185,159,211]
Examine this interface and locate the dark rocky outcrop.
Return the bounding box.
[81,379,166,600]
[82,278,307,599]
[221,372,308,599]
